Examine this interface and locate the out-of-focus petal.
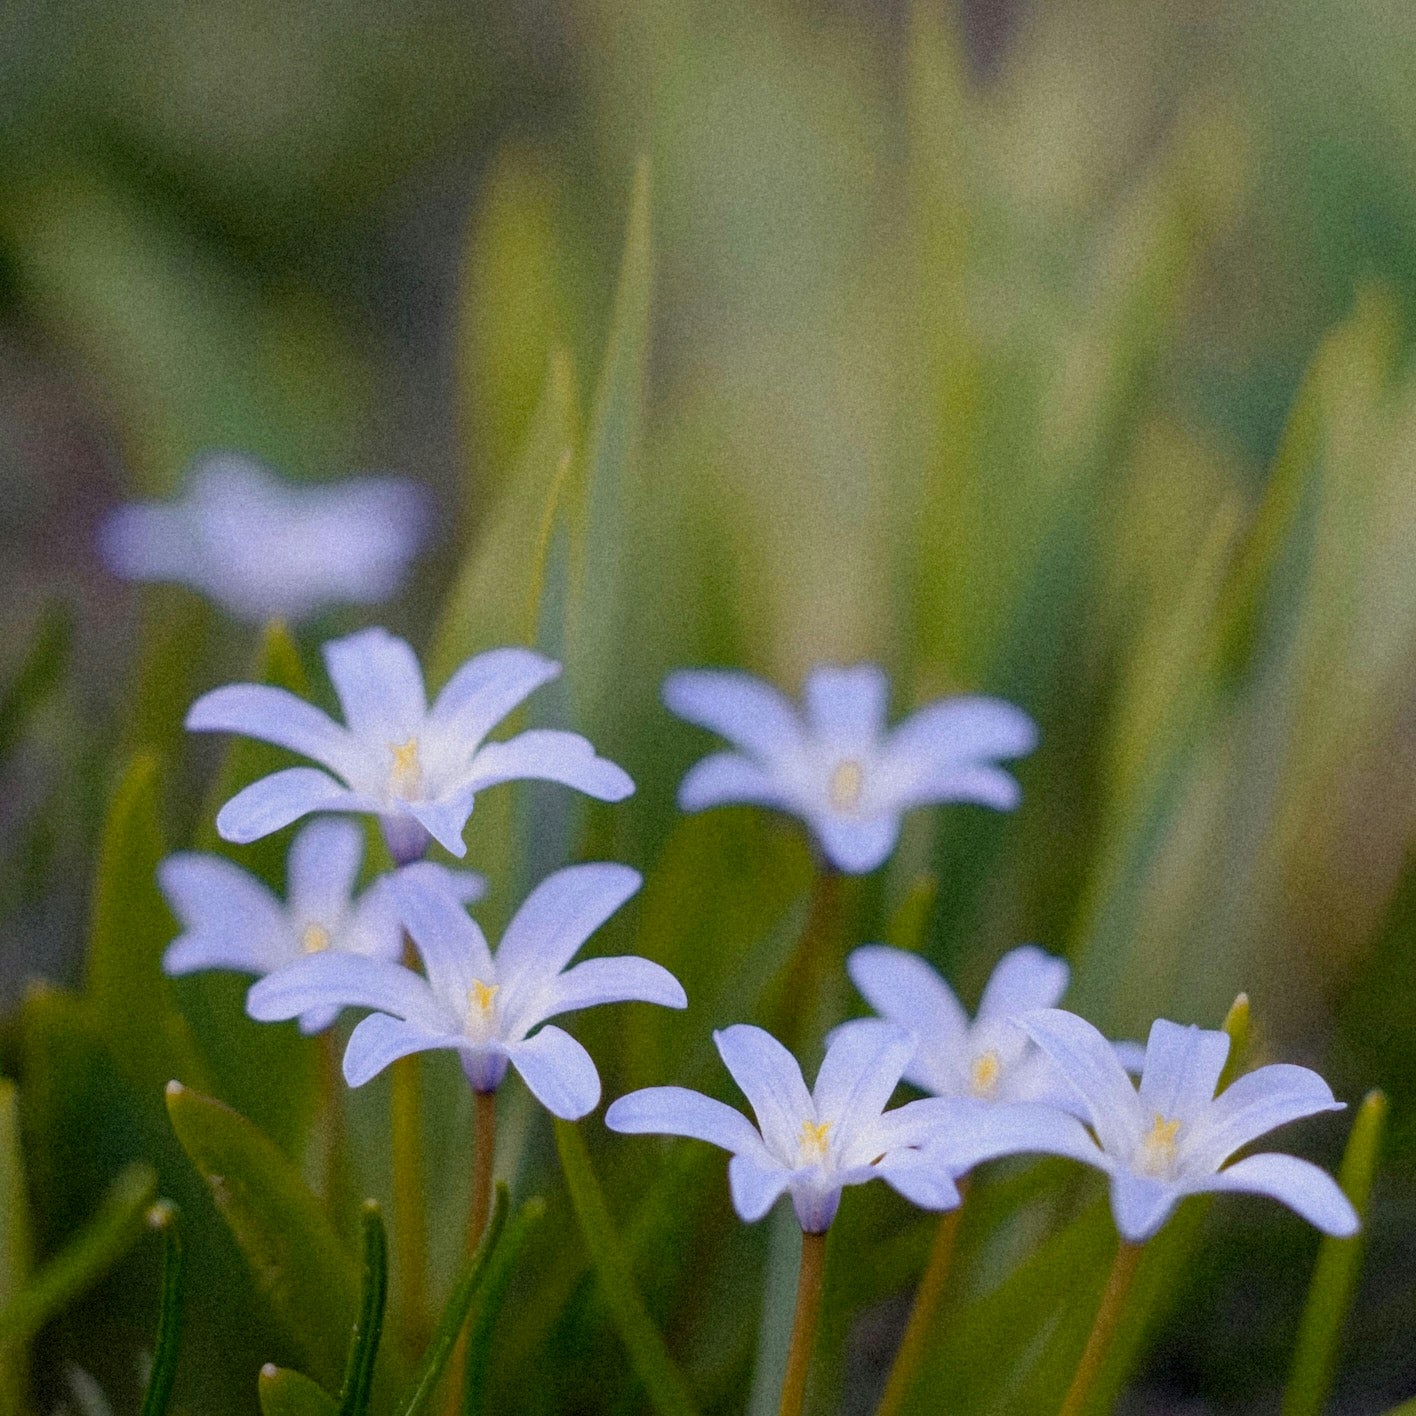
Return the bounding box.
[158,853,288,976]
[506,1026,601,1120]
[246,953,445,1030]
[896,763,1023,811]
[323,627,427,743]
[930,1100,1104,1174]
[428,647,560,749]
[1183,1064,1345,1172]
[605,1087,766,1157]
[343,1013,453,1086]
[1137,1020,1231,1123]
[663,669,802,759]
[1195,1154,1358,1237]
[976,945,1069,1021]
[888,696,1038,769]
[808,812,901,875]
[678,752,791,812]
[463,729,633,802]
[875,1150,963,1212]
[407,788,478,858]
[714,1025,813,1158]
[285,817,364,923]
[844,946,971,1088]
[186,684,364,782]
[1022,1010,1144,1156]
[801,665,889,746]
[215,768,371,844]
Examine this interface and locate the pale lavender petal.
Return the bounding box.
[1196,1154,1358,1237]
[186,684,365,781]
[392,863,493,1000]
[101,502,192,583]
[802,664,889,746]
[789,1176,842,1233]
[808,812,901,875]
[407,787,478,858]
[663,669,801,759]
[811,1020,913,1126]
[976,945,1070,1021]
[897,764,1024,811]
[495,863,641,987]
[530,956,686,1028]
[1110,1170,1180,1242]
[888,696,1038,769]
[844,946,971,1090]
[876,1150,964,1212]
[344,1013,454,1086]
[1138,1020,1231,1124]
[340,880,406,965]
[728,1152,792,1223]
[678,752,792,812]
[1022,1010,1144,1156]
[1113,1040,1147,1075]
[285,817,364,922]
[246,952,446,1030]
[506,1025,601,1119]
[1184,1064,1345,1172]
[297,1005,340,1036]
[462,729,633,802]
[605,1086,767,1157]
[428,647,560,747]
[396,863,487,905]
[158,853,288,976]
[323,627,427,743]
[929,1100,1105,1174]
[714,1025,813,1158]
[215,768,374,844]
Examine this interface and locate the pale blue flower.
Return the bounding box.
[834,944,1144,1111]
[247,862,685,1120]
[606,1021,982,1232]
[100,453,431,623]
[662,665,1036,873]
[187,626,633,862]
[1005,1009,1359,1242]
[160,817,484,1034]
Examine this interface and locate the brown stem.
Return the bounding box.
[1058,1239,1144,1416]
[873,1183,969,1416]
[779,1229,829,1416]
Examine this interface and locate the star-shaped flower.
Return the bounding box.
[1006,1009,1359,1242]
[160,817,483,1034]
[187,627,633,862]
[100,453,431,623]
[607,1021,976,1232]
[247,862,686,1120]
[662,665,1036,873]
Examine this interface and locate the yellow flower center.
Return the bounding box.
[1137,1114,1182,1176]
[300,923,332,954]
[388,737,424,797]
[467,979,500,1023]
[970,1049,1002,1098]
[828,759,865,812]
[799,1119,833,1163]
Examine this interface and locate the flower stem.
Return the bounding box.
[779,1229,829,1416]
[1058,1239,1143,1416]
[392,933,429,1346]
[873,1184,969,1416]
[443,1089,498,1416]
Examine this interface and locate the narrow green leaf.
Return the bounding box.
[1282,1089,1387,1416]
[0,1161,156,1354]
[259,1366,339,1416]
[0,1080,31,1416]
[0,600,71,764]
[460,1195,546,1415]
[139,1201,184,1416]
[339,1203,389,1416]
[164,1081,365,1394]
[553,1120,697,1416]
[395,1183,509,1416]
[1380,1401,1416,1416]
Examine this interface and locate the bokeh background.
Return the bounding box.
[2,0,1416,1411]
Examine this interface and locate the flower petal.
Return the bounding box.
[529,956,687,1030]
[343,1013,454,1087]
[1110,1170,1180,1242]
[802,664,889,746]
[896,764,1024,811]
[727,1152,792,1223]
[1021,1009,1144,1157]
[976,945,1070,1021]
[285,817,364,923]
[1183,1064,1345,1172]
[662,669,802,759]
[322,627,427,743]
[463,729,633,802]
[215,768,373,844]
[605,1086,766,1157]
[1137,1019,1230,1124]
[811,1020,913,1130]
[159,853,288,976]
[186,684,364,781]
[928,1100,1105,1174]
[428,646,560,748]
[888,695,1038,768]
[506,1025,601,1120]
[875,1150,964,1212]
[398,863,487,905]
[407,787,478,858]
[808,812,901,875]
[495,863,641,989]
[678,752,792,813]
[1195,1153,1358,1237]
[713,1024,813,1159]
[391,863,493,1001]
[246,952,445,1030]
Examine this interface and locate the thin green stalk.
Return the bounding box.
[1059,1240,1144,1416]
[392,937,428,1346]
[778,1230,828,1416]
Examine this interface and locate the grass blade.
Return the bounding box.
[259,1366,339,1416]
[1282,1089,1387,1416]
[0,600,71,765]
[139,1201,184,1416]
[553,1120,697,1416]
[339,1203,389,1416]
[0,1080,29,1416]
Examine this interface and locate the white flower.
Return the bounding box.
[186,627,633,861]
[1005,1010,1359,1242]
[100,453,430,623]
[662,665,1036,873]
[160,817,483,1034]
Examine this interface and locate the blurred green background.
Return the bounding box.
[2,0,1416,1411]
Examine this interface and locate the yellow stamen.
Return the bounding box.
[468,980,500,1017]
[1138,1113,1181,1175]
[388,737,423,797]
[300,923,332,954]
[828,759,864,812]
[970,1049,1001,1097]
[799,1119,833,1162]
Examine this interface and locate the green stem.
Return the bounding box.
[778,1229,828,1416]
[1059,1240,1144,1416]
[873,1185,968,1416]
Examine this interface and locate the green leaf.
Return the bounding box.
[259,1367,339,1416]
[0,1081,30,1416]
[568,157,653,741]
[87,752,208,1094]
[553,1120,697,1416]
[884,875,938,953]
[460,1194,547,1415]
[0,1161,156,1355]
[164,1080,366,1394]
[339,1203,389,1416]
[0,600,71,765]
[1282,1089,1387,1416]
[394,1183,509,1416]
[139,1201,185,1416]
